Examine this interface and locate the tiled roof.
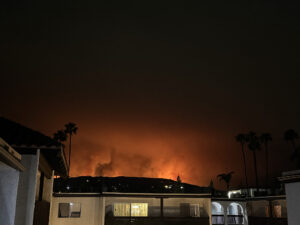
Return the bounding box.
[0,117,60,147]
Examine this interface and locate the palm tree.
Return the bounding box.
[217,171,234,191]
[53,129,67,143]
[235,133,249,192]
[247,131,261,192]
[284,129,299,151]
[259,133,272,187]
[64,122,78,176]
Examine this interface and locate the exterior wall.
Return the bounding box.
[43,174,54,202]
[0,161,20,225]
[105,196,211,225]
[105,196,211,219]
[247,199,287,218]
[50,195,210,225]
[285,182,300,225]
[49,196,104,225]
[15,152,40,225]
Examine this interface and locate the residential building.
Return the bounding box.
[50,192,212,225]
[279,170,300,225]
[0,138,24,225]
[0,117,68,225]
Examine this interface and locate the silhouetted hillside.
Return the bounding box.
[54,176,213,194]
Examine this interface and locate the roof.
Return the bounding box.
[0,138,25,171]
[0,117,68,176]
[0,117,60,147]
[278,171,300,183]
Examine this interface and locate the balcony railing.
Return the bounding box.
[212,215,224,225]
[105,216,210,225]
[248,217,287,225]
[227,215,244,225]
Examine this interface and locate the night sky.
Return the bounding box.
[1,1,300,189]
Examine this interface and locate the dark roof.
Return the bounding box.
[54,176,212,194]
[0,117,67,176]
[0,117,60,147]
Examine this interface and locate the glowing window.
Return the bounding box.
[273,205,282,218]
[58,203,81,218]
[114,203,131,217]
[113,203,148,217]
[131,203,148,217]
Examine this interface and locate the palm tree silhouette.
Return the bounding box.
[235,134,249,192]
[247,131,261,192]
[217,171,234,191]
[64,122,78,176]
[53,129,67,143]
[259,133,272,187]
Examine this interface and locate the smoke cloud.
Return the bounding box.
[95,149,156,177]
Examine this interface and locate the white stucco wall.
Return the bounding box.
[285,182,300,225]
[14,152,40,225]
[0,161,20,225]
[49,196,104,225]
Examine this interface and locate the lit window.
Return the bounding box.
[113,203,148,217]
[114,203,130,217]
[58,203,81,218]
[131,203,148,217]
[273,205,282,218]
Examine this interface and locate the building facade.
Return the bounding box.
[279,170,300,225]
[50,192,212,225]
[0,117,68,225]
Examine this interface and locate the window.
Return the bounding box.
[227,203,244,225]
[113,203,148,217]
[58,203,81,218]
[131,203,148,217]
[114,203,130,217]
[190,204,200,217]
[273,205,282,218]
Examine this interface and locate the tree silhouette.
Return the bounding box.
[177,175,182,184]
[217,171,234,191]
[235,133,249,192]
[53,129,67,143]
[247,131,261,192]
[259,133,272,187]
[64,122,78,176]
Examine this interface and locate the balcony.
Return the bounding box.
[248,217,287,225]
[105,216,210,225]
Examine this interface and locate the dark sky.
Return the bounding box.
[1,1,300,189]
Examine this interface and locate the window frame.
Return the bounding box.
[58,202,81,218]
[113,202,149,217]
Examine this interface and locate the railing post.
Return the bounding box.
[160,198,164,218]
[224,203,228,225]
